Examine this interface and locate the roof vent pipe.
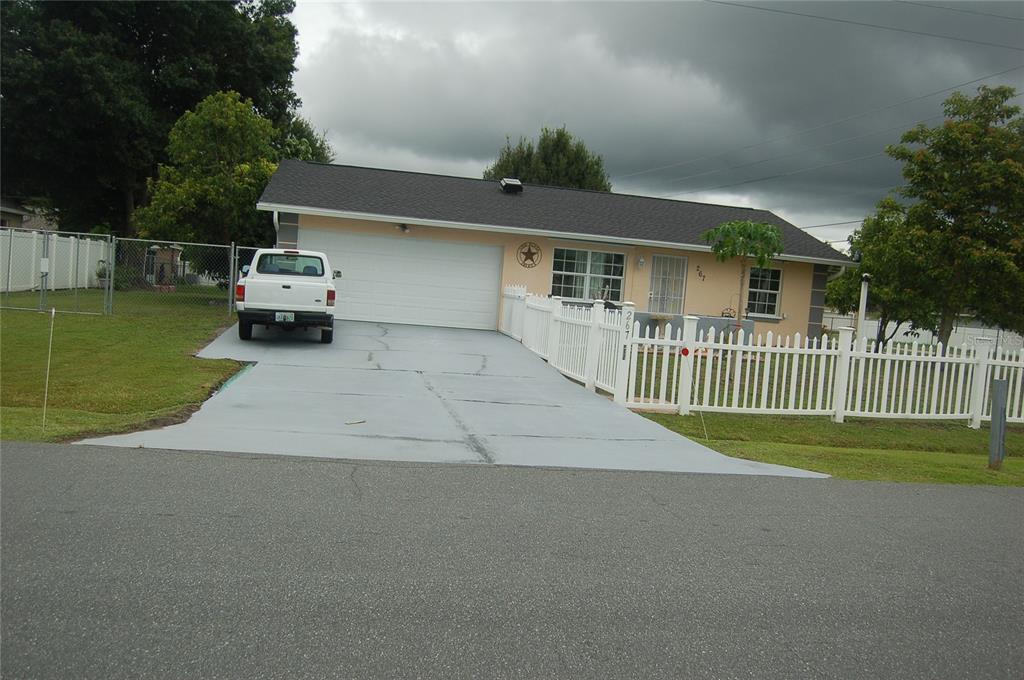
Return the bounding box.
[499,178,523,194]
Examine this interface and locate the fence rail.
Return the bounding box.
[500,285,1023,427]
[1,228,269,316]
[1,227,113,314]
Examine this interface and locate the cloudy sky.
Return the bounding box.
[289,1,1024,248]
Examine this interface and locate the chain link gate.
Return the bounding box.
[0,227,114,315]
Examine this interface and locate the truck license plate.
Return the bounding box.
[275,312,295,322]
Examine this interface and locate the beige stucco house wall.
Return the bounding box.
[297,214,816,338]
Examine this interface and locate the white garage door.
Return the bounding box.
[299,228,503,330]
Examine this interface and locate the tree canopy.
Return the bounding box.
[133,92,278,247]
[483,126,612,191]
[825,198,937,345]
[885,85,1024,345]
[0,0,329,234]
[703,220,783,320]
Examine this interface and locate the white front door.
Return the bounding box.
[298,228,503,330]
[649,255,687,314]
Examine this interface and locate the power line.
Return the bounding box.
[895,1,1024,23]
[663,151,888,198]
[662,113,944,186]
[704,0,1024,52]
[801,220,864,231]
[662,91,1022,199]
[611,64,1024,181]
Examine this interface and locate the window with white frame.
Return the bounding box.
[746,267,782,317]
[551,247,625,301]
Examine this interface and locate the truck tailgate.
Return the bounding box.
[244,278,329,312]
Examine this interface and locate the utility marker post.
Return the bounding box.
[42,308,56,432]
[988,378,1008,471]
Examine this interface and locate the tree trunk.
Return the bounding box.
[875,313,888,347]
[737,258,748,331]
[122,185,136,237]
[937,312,955,347]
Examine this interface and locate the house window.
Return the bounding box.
[747,267,782,317]
[551,248,625,301]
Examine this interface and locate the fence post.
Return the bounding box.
[546,296,562,367]
[676,315,700,415]
[831,326,854,423]
[584,300,604,391]
[38,231,49,311]
[108,237,117,315]
[969,338,993,429]
[228,242,236,315]
[5,228,13,300]
[613,302,636,404]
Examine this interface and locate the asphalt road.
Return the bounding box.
[2,442,1022,679]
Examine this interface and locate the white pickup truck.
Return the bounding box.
[235,248,339,343]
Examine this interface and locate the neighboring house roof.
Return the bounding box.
[0,199,33,216]
[258,160,849,265]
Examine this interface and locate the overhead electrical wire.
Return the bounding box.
[801,220,864,231]
[611,64,1024,181]
[662,114,944,186]
[663,151,888,198]
[703,0,1024,52]
[894,1,1024,22]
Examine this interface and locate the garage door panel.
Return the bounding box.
[299,228,503,330]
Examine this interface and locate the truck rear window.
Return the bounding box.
[256,254,324,277]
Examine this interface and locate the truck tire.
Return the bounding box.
[320,327,334,344]
[238,320,253,340]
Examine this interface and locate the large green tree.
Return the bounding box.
[133,92,278,247]
[826,198,938,345]
[483,126,612,191]
[703,220,783,324]
[886,85,1024,345]
[0,0,323,234]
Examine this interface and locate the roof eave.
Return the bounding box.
[256,201,850,267]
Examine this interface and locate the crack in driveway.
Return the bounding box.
[420,373,495,464]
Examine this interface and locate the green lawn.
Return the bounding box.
[644,412,1024,485]
[1,289,240,442]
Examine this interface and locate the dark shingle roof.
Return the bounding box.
[259,160,849,264]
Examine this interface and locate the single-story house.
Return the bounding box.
[0,199,57,231]
[257,160,849,337]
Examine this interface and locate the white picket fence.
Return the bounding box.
[500,285,1024,427]
[502,285,634,395]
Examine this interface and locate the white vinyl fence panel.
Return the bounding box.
[500,285,1021,427]
[1,228,109,293]
[845,340,977,420]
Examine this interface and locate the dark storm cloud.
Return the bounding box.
[291,1,1024,241]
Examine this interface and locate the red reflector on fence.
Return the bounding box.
[235,283,245,302]
[327,289,336,306]
[680,347,690,356]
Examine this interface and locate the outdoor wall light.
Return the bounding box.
[637,255,645,268]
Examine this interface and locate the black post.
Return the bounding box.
[988,379,1008,471]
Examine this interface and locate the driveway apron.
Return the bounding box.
[80,322,825,478]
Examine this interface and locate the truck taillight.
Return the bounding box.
[327,289,336,306]
[235,283,245,302]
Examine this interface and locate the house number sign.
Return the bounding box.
[517,242,541,268]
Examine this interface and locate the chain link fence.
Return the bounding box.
[1,228,269,318]
[112,238,236,316]
[1,227,114,314]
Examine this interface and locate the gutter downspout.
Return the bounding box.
[272,210,280,248]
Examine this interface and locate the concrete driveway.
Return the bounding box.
[82,322,824,477]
